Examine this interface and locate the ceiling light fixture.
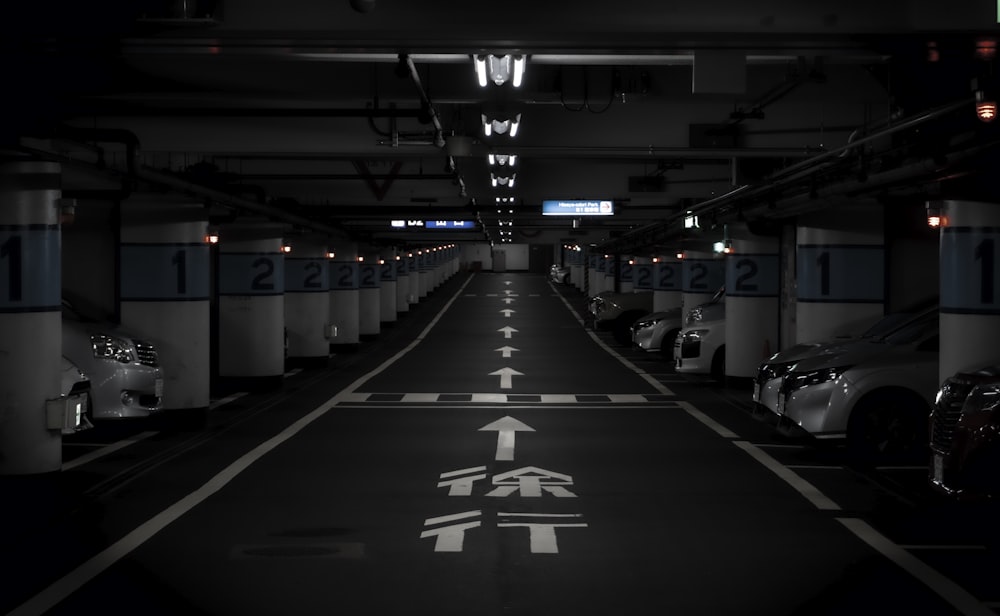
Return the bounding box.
[482,113,521,137]
[474,54,526,88]
[491,172,516,188]
[488,153,517,166]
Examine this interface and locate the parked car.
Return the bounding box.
[775,308,939,463]
[62,297,165,420]
[58,355,93,434]
[588,290,654,345]
[753,299,939,417]
[549,264,570,284]
[929,362,1000,500]
[631,308,683,358]
[673,287,726,378]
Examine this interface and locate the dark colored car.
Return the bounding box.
[929,363,1000,499]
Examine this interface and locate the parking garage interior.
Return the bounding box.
[3,1,1000,614]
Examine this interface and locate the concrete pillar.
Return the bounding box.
[217,230,285,390]
[619,256,635,293]
[939,200,1000,381]
[681,251,724,317]
[120,196,209,417]
[725,231,780,378]
[603,254,615,293]
[408,251,420,305]
[329,244,360,348]
[633,257,653,298]
[570,248,584,292]
[395,253,409,314]
[795,206,885,342]
[587,254,600,296]
[284,236,330,366]
[418,250,431,299]
[653,258,682,312]
[0,161,62,474]
[358,255,381,338]
[380,254,398,324]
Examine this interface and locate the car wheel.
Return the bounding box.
[846,389,929,465]
[659,328,680,359]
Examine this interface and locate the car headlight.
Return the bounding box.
[91,334,134,364]
[634,317,662,330]
[758,360,796,382]
[681,329,709,343]
[786,365,852,390]
[961,384,1000,414]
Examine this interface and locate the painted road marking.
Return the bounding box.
[489,366,524,389]
[479,416,535,461]
[677,401,739,438]
[497,513,587,554]
[733,441,841,511]
[837,518,995,616]
[498,325,518,339]
[421,510,482,552]
[332,392,681,405]
[61,431,158,471]
[209,392,248,410]
[438,467,489,496]
[487,467,577,498]
[495,345,519,358]
[500,308,515,317]
[502,297,515,304]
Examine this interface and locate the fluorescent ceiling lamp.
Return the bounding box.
[474,55,525,87]
[488,153,517,166]
[482,113,521,137]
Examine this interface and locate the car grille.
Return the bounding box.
[133,340,159,367]
[930,379,972,450]
[757,362,793,384]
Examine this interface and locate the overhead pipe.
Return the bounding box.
[401,54,446,148]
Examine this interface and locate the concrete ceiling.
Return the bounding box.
[5,0,1000,252]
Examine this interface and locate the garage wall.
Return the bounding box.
[492,244,530,270]
[461,243,493,270]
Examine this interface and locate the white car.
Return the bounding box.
[673,288,726,377]
[774,309,939,462]
[753,300,939,417]
[630,308,683,358]
[62,298,165,420]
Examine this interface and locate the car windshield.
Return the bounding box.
[879,309,938,345]
[61,293,112,324]
[860,296,938,338]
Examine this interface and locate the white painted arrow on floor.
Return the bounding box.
[500,308,515,318]
[504,281,513,286]
[498,326,518,339]
[503,290,516,296]
[479,416,534,461]
[494,345,519,358]
[489,366,524,389]
[501,297,515,304]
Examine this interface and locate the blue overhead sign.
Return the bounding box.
[541,200,615,216]
[390,220,474,229]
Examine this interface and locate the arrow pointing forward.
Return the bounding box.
[501,297,515,304]
[489,366,524,389]
[479,415,535,461]
[504,281,513,286]
[500,308,515,318]
[498,326,518,339]
[494,345,519,358]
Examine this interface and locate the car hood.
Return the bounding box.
[788,339,903,372]
[766,337,868,365]
[638,308,682,321]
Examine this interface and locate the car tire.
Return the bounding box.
[659,328,680,359]
[846,389,929,466]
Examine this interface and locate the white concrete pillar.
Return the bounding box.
[395,253,409,314]
[0,161,62,474]
[408,251,420,305]
[358,255,381,338]
[218,231,285,389]
[380,254,398,324]
[418,250,431,299]
[570,248,584,291]
[939,200,1000,381]
[619,256,635,293]
[653,258,683,312]
[587,254,600,296]
[796,206,885,342]
[329,244,360,347]
[724,232,780,378]
[681,251,724,317]
[120,196,209,415]
[284,236,330,366]
[603,254,615,293]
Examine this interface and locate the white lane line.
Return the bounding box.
[61,431,159,471]
[751,443,808,449]
[785,465,843,470]
[209,392,248,410]
[548,281,673,397]
[874,465,928,471]
[424,510,481,526]
[439,466,488,479]
[11,274,477,616]
[837,518,995,616]
[677,401,739,439]
[733,441,841,511]
[284,368,303,377]
[401,393,440,403]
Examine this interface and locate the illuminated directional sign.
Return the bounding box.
[541,200,614,216]
[390,220,474,229]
